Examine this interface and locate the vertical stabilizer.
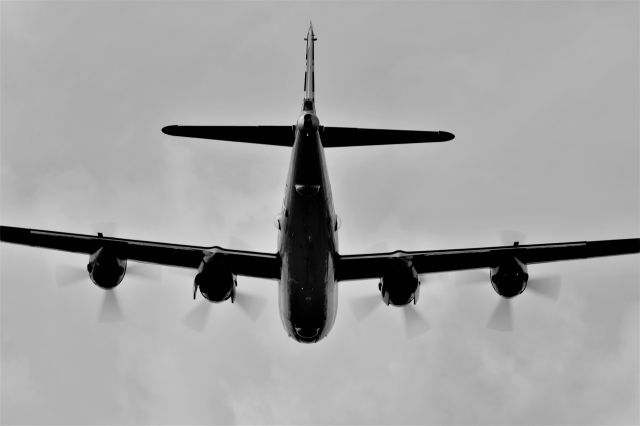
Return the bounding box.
[304,22,316,102]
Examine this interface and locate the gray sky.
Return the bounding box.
[1,1,638,424]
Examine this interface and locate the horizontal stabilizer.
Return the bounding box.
[162,125,454,148]
[320,127,454,147]
[162,125,295,147]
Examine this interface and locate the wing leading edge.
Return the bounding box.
[336,238,640,281]
[0,226,280,280]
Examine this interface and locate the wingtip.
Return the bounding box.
[441,131,455,141]
[162,125,178,135]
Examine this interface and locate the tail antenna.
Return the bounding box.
[304,22,316,100]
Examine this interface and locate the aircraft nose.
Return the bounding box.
[294,327,320,342]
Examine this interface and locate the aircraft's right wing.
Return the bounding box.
[337,238,640,281]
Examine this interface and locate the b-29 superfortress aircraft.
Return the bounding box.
[2,23,638,343]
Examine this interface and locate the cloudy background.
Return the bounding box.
[1,1,638,424]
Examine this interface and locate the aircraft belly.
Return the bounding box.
[279,256,336,342]
[278,195,337,342]
[278,124,337,342]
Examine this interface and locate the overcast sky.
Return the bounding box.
[1,1,638,424]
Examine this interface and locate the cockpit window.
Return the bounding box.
[303,99,313,110]
[295,184,320,197]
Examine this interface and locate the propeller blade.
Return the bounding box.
[56,265,87,287]
[487,298,513,331]
[234,289,268,322]
[402,305,430,338]
[528,275,562,301]
[182,301,212,332]
[350,294,382,321]
[98,289,124,322]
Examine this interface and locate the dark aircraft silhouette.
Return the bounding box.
[1,23,639,343]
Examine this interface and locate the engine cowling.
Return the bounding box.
[87,247,127,289]
[378,258,420,306]
[194,252,236,303]
[490,256,528,298]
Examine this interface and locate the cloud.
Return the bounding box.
[1,1,638,425]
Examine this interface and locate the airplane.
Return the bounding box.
[1,23,639,343]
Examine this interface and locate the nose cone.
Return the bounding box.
[294,327,321,343]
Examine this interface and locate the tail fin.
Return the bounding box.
[304,22,316,102]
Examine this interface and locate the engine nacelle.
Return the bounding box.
[87,247,127,289]
[490,256,528,298]
[194,251,236,303]
[378,258,420,306]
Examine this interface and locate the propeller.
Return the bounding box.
[528,276,562,301]
[182,289,267,333]
[55,223,163,324]
[350,293,381,321]
[403,304,430,338]
[234,289,268,322]
[92,222,162,280]
[487,298,513,331]
[98,289,124,322]
[182,300,212,332]
[457,271,561,294]
[454,231,562,331]
[185,234,269,326]
[499,229,562,303]
[456,231,525,286]
[349,240,432,338]
[350,281,430,339]
[56,265,89,287]
[56,262,159,288]
[57,222,161,286]
[53,220,113,288]
[350,293,430,338]
[482,274,561,332]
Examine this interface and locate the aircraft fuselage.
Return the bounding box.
[278,105,338,343]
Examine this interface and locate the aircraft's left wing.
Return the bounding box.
[0,226,280,280]
[336,238,640,281]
